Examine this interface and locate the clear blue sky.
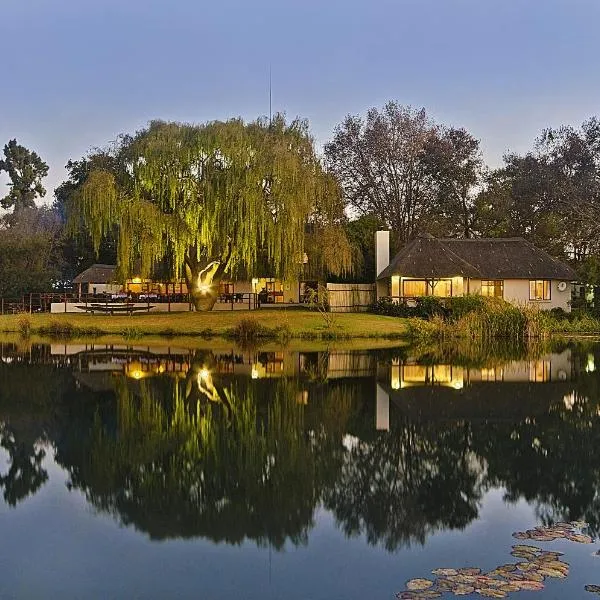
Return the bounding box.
[1,0,599,199]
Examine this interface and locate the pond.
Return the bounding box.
[1,339,600,599]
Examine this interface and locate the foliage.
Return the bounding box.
[473,117,600,280]
[66,116,352,311]
[0,207,63,297]
[53,153,119,278]
[325,102,483,246]
[0,139,49,211]
[305,283,337,330]
[17,316,31,338]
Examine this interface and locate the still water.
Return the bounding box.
[1,340,600,599]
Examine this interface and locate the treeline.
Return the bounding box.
[1,102,599,297]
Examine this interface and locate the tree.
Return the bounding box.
[0,207,63,297]
[68,117,351,311]
[422,127,483,238]
[474,118,600,266]
[0,139,49,211]
[325,102,439,247]
[54,153,119,279]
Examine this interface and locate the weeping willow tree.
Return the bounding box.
[67,116,352,310]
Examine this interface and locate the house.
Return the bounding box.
[375,232,577,311]
[72,264,121,297]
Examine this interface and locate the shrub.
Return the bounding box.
[445,295,487,320]
[17,315,31,337]
[413,296,447,319]
[121,325,143,340]
[232,317,269,343]
[370,297,413,317]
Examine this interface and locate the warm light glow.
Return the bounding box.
[132,277,142,284]
[251,367,259,379]
[251,278,259,285]
[452,381,464,390]
[130,370,143,380]
[199,284,210,293]
[199,368,210,380]
[586,354,595,373]
[391,364,400,389]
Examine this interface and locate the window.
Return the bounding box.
[530,360,551,382]
[530,280,551,301]
[481,280,504,298]
[403,279,428,297]
[431,279,452,297]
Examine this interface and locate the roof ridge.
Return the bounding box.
[435,239,482,276]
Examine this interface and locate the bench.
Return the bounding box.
[75,304,155,315]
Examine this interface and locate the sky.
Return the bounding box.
[1,0,600,201]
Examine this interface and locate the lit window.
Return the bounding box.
[530,360,551,382]
[403,279,428,297]
[530,280,551,301]
[481,280,504,298]
[431,279,452,297]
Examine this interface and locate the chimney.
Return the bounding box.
[375,230,390,276]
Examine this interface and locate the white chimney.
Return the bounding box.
[375,230,390,276]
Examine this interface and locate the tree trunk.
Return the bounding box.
[184,257,223,312]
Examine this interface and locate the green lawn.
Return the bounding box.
[0,309,408,339]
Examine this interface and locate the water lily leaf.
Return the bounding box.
[457,567,481,575]
[511,550,536,560]
[512,531,530,539]
[585,584,600,594]
[566,533,593,544]
[477,588,507,598]
[538,566,567,578]
[516,562,537,571]
[406,578,434,591]
[453,584,475,595]
[514,580,545,591]
[571,520,588,528]
[431,568,458,576]
[512,544,542,553]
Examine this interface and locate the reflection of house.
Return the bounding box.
[73,264,120,297]
[376,350,575,427]
[375,232,577,311]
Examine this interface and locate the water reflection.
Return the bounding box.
[1,341,600,553]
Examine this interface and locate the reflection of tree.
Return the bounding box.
[58,375,346,548]
[0,424,48,506]
[473,380,600,537]
[0,360,72,506]
[324,418,484,551]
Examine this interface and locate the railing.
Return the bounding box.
[0,291,261,313]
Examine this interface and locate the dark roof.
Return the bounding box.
[377,234,482,280]
[378,235,577,281]
[73,264,117,284]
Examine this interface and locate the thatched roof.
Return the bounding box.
[73,264,117,284]
[378,235,577,281]
[377,234,482,280]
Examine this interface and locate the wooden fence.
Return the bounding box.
[326,283,376,313]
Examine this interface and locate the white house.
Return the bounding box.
[375,232,577,311]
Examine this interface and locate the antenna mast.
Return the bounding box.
[269,66,272,126]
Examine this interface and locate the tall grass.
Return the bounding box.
[408,298,550,341]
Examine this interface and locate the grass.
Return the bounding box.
[0,309,409,341]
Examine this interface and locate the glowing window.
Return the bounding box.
[481,280,504,298]
[530,280,551,301]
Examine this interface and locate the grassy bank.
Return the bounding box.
[404,299,600,342]
[0,310,409,341]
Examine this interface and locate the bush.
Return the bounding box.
[370,297,414,317]
[445,295,487,320]
[232,317,270,343]
[17,315,31,337]
[413,296,447,319]
[121,325,143,340]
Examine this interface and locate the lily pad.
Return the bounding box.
[405,578,434,591]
